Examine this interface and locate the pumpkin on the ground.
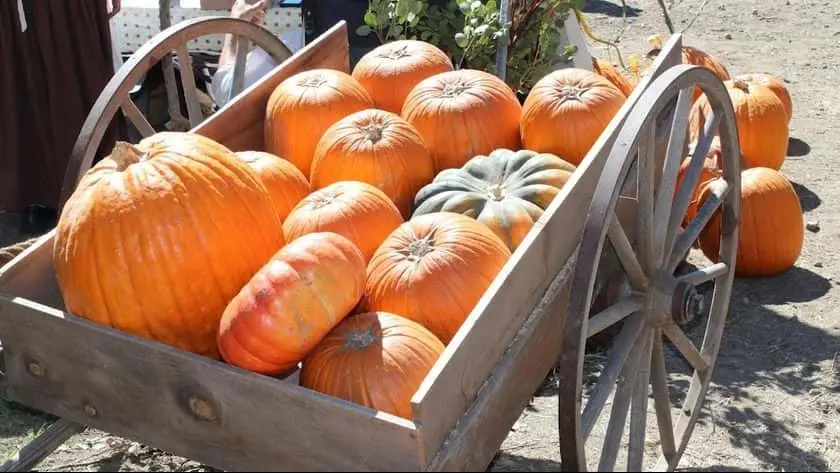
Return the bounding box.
[218,232,366,375]
[521,68,625,166]
[735,73,792,123]
[413,148,576,251]
[283,181,404,263]
[235,151,311,221]
[689,79,788,171]
[364,212,511,344]
[310,108,435,218]
[265,68,374,176]
[698,167,804,277]
[592,58,635,97]
[54,133,286,359]
[352,40,454,115]
[675,136,723,225]
[401,69,522,173]
[646,35,730,102]
[300,311,444,419]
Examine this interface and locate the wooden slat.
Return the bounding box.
[230,35,250,100]
[0,419,85,472]
[677,262,728,286]
[0,230,62,309]
[121,99,156,138]
[175,45,204,128]
[193,21,350,152]
[0,298,421,472]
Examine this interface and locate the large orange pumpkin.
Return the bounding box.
[689,79,788,171]
[218,232,366,375]
[310,108,435,218]
[521,68,626,166]
[352,40,454,114]
[235,151,311,221]
[401,69,522,173]
[675,136,723,225]
[592,58,635,97]
[735,73,792,123]
[698,167,803,277]
[54,133,286,358]
[300,311,444,419]
[283,181,404,263]
[647,35,730,102]
[265,68,374,176]
[364,212,511,343]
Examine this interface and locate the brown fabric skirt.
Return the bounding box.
[0,0,124,213]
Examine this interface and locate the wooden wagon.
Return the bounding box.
[0,14,741,473]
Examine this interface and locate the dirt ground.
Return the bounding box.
[1,0,838,471]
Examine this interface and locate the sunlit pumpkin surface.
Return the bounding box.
[235,151,311,221]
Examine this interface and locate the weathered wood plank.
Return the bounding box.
[0,298,421,472]
[0,230,62,309]
[0,419,85,472]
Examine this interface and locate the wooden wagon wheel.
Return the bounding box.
[58,16,293,210]
[555,64,741,472]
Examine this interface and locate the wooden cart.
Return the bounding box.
[0,16,741,473]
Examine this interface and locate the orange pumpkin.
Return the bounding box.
[592,58,635,97]
[218,232,366,375]
[300,311,444,419]
[689,79,788,171]
[54,134,286,358]
[364,212,511,343]
[401,69,522,173]
[521,68,626,166]
[675,136,723,225]
[698,167,803,277]
[352,40,454,114]
[265,68,374,176]
[735,73,792,123]
[681,46,730,101]
[283,181,404,263]
[310,108,435,218]
[235,151,311,221]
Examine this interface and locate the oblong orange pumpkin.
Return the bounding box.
[310,108,435,218]
[592,58,635,97]
[401,69,522,173]
[283,181,404,263]
[521,68,626,166]
[698,167,803,277]
[689,79,788,171]
[265,68,374,176]
[218,232,366,375]
[364,212,511,343]
[735,72,792,123]
[300,311,445,419]
[352,40,454,114]
[235,151,311,221]
[54,133,286,358]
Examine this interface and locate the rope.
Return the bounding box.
[0,238,40,267]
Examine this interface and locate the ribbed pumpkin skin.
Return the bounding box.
[521,68,626,166]
[592,58,635,97]
[676,137,723,225]
[698,167,803,277]
[364,212,511,344]
[413,148,576,251]
[235,151,311,221]
[300,311,445,419]
[310,108,435,218]
[689,79,788,171]
[283,181,404,263]
[265,69,374,176]
[735,73,792,123]
[54,133,286,359]
[352,40,454,114]
[401,69,522,173]
[218,232,366,375]
[682,46,730,102]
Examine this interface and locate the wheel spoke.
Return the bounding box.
[651,329,676,462]
[637,123,656,271]
[662,323,710,373]
[587,294,645,338]
[175,45,204,128]
[668,179,730,271]
[608,213,648,290]
[121,99,156,138]
[628,329,654,472]
[677,262,729,286]
[230,35,250,101]
[582,313,646,439]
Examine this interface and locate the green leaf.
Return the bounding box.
[364,11,378,25]
[356,24,373,36]
[455,32,468,47]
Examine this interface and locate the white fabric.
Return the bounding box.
[209,46,279,107]
[17,0,27,32]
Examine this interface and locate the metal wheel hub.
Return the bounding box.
[671,281,705,325]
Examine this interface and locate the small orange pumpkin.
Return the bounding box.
[735,73,792,123]
[592,58,635,97]
[401,69,522,173]
[352,40,454,114]
[310,108,435,218]
[235,151,311,221]
[300,311,445,419]
[283,181,404,263]
[521,68,626,166]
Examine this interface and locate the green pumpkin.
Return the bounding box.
[412,148,576,250]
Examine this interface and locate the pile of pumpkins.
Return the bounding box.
[51,36,802,420]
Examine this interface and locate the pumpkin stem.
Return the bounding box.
[344,327,378,350]
[404,236,434,262]
[298,74,328,88]
[361,124,385,144]
[441,81,470,98]
[384,44,411,60]
[559,85,584,101]
[732,79,750,92]
[111,141,146,171]
[487,184,505,201]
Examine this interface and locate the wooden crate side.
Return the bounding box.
[411,34,687,467]
[0,230,62,309]
[192,20,351,151]
[0,297,421,472]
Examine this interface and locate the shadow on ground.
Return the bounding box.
[792,181,822,212]
[582,0,642,17]
[788,137,811,157]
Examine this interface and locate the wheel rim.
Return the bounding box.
[556,65,741,472]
